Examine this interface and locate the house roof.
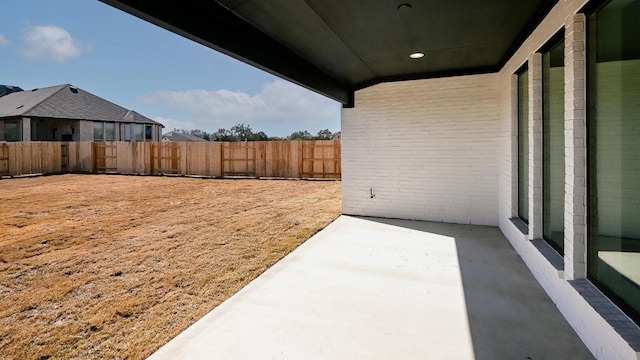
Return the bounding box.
[162,131,209,142]
[0,84,163,126]
[99,0,559,106]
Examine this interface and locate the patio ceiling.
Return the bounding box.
[99,0,558,106]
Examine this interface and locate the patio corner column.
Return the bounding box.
[528,53,543,240]
[564,14,588,280]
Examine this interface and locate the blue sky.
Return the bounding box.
[0,0,341,137]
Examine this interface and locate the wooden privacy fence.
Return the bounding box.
[0,140,341,179]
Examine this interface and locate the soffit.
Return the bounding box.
[100,0,558,105]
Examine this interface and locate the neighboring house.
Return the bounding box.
[330,131,341,140]
[101,1,640,358]
[0,84,164,142]
[162,131,208,142]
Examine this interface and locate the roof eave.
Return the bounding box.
[99,0,354,106]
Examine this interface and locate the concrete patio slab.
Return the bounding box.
[148,216,593,359]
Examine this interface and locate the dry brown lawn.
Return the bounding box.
[0,174,341,359]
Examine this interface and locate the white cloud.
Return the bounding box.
[0,34,9,46]
[21,25,86,62]
[154,117,197,133]
[139,80,341,136]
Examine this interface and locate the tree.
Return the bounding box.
[315,129,333,140]
[176,124,336,142]
[248,131,268,141]
[230,123,254,141]
[288,130,312,140]
[211,128,236,142]
[189,129,210,140]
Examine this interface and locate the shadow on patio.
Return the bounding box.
[149,216,593,359]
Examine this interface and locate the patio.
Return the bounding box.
[149,216,592,359]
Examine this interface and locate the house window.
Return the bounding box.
[105,122,116,141]
[588,0,640,323]
[542,35,565,254]
[134,124,144,141]
[4,120,20,141]
[145,125,152,140]
[124,124,132,141]
[517,67,529,224]
[93,122,104,141]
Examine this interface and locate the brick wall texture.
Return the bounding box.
[342,74,499,226]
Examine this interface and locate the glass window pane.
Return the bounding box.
[134,124,144,141]
[543,38,565,253]
[145,125,152,140]
[105,123,115,141]
[5,120,20,141]
[518,69,529,223]
[93,122,103,141]
[124,124,131,141]
[588,0,640,322]
[5,121,19,141]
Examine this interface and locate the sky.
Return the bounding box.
[0,0,341,137]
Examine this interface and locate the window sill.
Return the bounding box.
[509,217,563,276]
[571,279,640,352]
[509,217,528,236]
[531,239,564,276]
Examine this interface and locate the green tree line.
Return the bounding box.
[173,124,338,141]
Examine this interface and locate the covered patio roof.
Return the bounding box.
[98,0,558,106]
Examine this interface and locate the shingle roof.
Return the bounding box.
[123,110,154,123]
[0,84,163,126]
[162,131,208,142]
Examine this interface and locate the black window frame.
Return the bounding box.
[539,30,566,255]
[516,64,530,225]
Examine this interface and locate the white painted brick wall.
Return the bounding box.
[498,75,519,220]
[342,74,499,226]
[564,13,588,280]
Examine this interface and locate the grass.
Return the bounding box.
[0,174,341,359]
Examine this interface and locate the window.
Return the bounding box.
[4,120,20,141]
[93,122,104,141]
[542,35,565,253]
[145,125,152,140]
[105,122,116,141]
[124,124,132,141]
[518,67,529,224]
[588,0,640,323]
[134,124,144,141]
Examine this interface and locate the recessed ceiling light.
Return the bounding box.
[409,52,425,59]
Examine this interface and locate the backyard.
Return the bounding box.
[0,174,341,359]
